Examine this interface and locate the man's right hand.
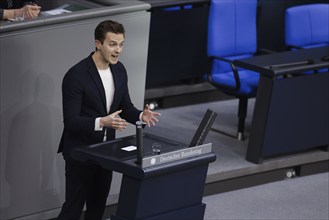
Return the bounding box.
[99,110,128,131]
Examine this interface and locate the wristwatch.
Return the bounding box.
[23,1,37,6]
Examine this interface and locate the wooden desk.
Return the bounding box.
[234,47,329,164]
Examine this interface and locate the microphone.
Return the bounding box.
[268,59,314,69]
[135,121,143,165]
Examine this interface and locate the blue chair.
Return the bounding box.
[162,5,193,11]
[207,0,260,140]
[285,4,329,50]
[285,3,329,74]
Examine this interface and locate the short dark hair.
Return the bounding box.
[94,20,125,44]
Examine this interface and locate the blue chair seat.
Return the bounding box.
[302,43,329,49]
[290,43,329,50]
[211,70,259,96]
[210,53,259,95]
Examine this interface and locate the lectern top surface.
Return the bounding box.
[71,133,216,178]
[84,133,186,161]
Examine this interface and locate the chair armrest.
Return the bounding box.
[208,55,241,92]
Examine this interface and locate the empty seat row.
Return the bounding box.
[206,0,329,140]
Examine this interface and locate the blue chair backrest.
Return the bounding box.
[207,0,257,73]
[162,5,193,11]
[285,4,329,48]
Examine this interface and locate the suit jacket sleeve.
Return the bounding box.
[62,67,99,134]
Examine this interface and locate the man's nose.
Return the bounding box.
[115,46,122,53]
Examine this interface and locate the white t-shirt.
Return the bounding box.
[95,67,115,141]
[94,67,144,141]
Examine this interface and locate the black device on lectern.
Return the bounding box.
[189,109,217,147]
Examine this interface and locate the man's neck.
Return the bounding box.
[92,51,109,70]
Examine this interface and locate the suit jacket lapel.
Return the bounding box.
[87,55,107,113]
[110,63,122,114]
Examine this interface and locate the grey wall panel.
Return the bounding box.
[0,11,150,219]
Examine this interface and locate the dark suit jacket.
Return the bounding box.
[0,0,38,9]
[58,53,142,161]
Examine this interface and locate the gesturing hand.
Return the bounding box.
[141,104,161,127]
[100,110,128,131]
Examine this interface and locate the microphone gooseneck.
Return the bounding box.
[136,121,143,165]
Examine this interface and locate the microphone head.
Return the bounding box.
[136,121,143,127]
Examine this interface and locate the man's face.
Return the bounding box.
[96,32,124,64]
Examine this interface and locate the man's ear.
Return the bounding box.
[95,40,101,50]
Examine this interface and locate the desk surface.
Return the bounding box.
[0,0,149,34]
[142,0,208,8]
[234,47,329,77]
[237,47,329,163]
